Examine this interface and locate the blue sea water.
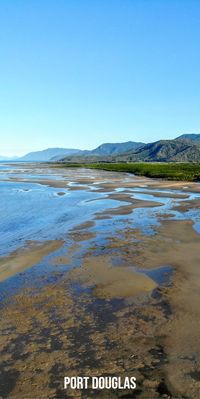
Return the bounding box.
[1,163,200,257]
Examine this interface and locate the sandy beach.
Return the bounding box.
[0,163,200,398]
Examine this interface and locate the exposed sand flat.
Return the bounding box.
[68,255,157,298]
[149,180,200,193]
[172,198,200,212]
[69,230,96,241]
[3,176,91,190]
[96,204,135,216]
[93,180,152,192]
[1,218,200,398]
[4,177,70,188]
[94,195,162,217]
[66,185,87,190]
[114,220,200,398]
[107,192,163,205]
[94,214,112,220]
[154,221,200,398]
[2,165,200,196]
[0,240,64,281]
[156,212,175,219]
[66,173,200,194]
[93,176,200,194]
[1,164,200,398]
[72,220,95,230]
[132,190,189,199]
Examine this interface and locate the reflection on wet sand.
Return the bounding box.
[68,255,157,298]
[0,163,200,398]
[0,240,63,282]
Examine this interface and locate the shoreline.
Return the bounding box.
[1,163,200,398]
[54,161,200,182]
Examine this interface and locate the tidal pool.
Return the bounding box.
[1,163,200,399]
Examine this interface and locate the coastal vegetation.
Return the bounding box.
[59,162,200,181]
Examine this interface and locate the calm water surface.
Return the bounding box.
[1,162,200,257]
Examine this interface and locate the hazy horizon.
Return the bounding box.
[1,1,200,157]
[2,131,199,158]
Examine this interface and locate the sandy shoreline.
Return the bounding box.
[1,165,200,398]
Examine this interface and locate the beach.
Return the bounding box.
[0,163,200,398]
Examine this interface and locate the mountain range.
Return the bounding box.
[58,134,200,163]
[175,133,200,143]
[1,134,200,163]
[18,148,80,162]
[115,138,200,162]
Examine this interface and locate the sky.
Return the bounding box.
[0,0,200,156]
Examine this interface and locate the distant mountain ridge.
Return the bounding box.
[59,134,200,163]
[16,141,145,161]
[176,134,200,143]
[18,148,80,161]
[57,141,145,162]
[89,141,144,156]
[115,139,200,162]
[4,133,200,162]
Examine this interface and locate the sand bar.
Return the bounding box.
[0,240,64,281]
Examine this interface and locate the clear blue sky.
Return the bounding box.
[0,0,200,156]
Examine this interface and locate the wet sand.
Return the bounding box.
[94,193,162,218]
[68,255,157,298]
[133,190,190,199]
[114,220,200,397]
[1,164,200,398]
[0,240,63,282]
[172,198,200,212]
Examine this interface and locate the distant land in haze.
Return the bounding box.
[18,148,81,162]
[6,141,145,161]
[2,133,200,162]
[0,155,11,161]
[0,155,18,161]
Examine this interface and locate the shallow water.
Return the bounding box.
[1,162,200,256]
[0,163,200,308]
[0,179,117,256]
[1,163,200,399]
